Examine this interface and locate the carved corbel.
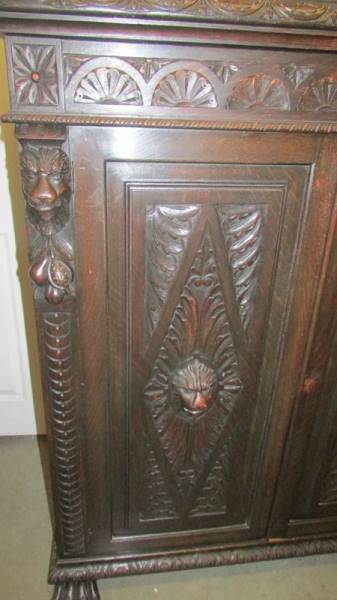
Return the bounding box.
[17,124,74,304]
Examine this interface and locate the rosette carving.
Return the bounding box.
[12,43,59,107]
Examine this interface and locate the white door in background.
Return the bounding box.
[0,138,38,435]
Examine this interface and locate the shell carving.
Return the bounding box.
[300,78,337,112]
[172,357,218,415]
[74,67,142,105]
[228,74,290,110]
[153,70,217,108]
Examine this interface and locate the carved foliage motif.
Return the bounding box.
[145,205,200,341]
[25,0,337,27]
[43,312,85,555]
[143,234,243,510]
[219,206,264,336]
[140,437,177,521]
[20,143,73,304]
[12,44,59,106]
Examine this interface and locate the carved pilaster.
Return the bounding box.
[16,124,86,558]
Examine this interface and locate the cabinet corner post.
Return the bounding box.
[15,122,86,558]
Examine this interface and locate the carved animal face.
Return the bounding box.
[172,357,218,415]
[20,144,70,234]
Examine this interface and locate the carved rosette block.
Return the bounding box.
[11,42,59,107]
[52,580,100,600]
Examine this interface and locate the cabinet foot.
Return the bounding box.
[52,580,100,600]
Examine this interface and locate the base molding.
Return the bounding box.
[49,536,337,583]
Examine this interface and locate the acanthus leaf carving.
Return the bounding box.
[218,205,264,337]
[140,436,177,521]
[145,204,200,342]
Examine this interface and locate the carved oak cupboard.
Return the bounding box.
[3,2,337,598]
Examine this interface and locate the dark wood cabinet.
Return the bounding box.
[3,3,337,598]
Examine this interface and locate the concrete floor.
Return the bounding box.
[1,437,337,600]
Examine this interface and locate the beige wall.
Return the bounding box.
[0,39,45,433]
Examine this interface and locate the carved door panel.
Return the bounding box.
[71,127,337,556]
[269,207,337,539]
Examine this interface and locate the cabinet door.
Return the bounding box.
[71,128,337,556]
[269,202,337,539]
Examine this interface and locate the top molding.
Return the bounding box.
[1,1,337,30]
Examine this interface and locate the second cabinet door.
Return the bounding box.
[71,128,337,556]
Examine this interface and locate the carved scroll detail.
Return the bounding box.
[143,236,242,510]
[20,142,74,304]
[43,312,86,555]
[218,206,264,336]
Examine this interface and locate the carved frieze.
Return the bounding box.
[63,53,337,116]
[6,37,337,117]
[20,142,74,304]
[4,1,337,28]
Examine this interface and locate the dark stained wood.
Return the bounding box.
[3,5,337,600]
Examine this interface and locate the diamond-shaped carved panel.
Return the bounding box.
[143,234,242,508]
